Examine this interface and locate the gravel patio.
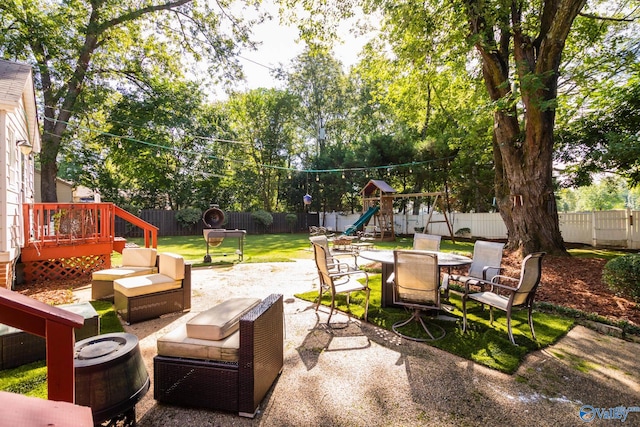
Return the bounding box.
[73,259,640,426]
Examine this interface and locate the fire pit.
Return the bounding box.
[74,333,149,426]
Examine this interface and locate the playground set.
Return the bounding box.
[337,179,454,242]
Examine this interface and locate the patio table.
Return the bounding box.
[359,250,472,308]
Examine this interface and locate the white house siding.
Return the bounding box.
[2,97,34,257]
[0,59,40,288]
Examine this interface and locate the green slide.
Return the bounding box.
[343,206,380,236]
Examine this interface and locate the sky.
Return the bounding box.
[228,0,376,92]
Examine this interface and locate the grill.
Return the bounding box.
[202,205,246,262]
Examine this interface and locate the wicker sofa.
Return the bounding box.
[91,247,158,300]
[113,252,191,324]
[153,293,284,418]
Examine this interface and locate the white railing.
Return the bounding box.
[321,209,640,249]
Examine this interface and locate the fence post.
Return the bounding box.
[627,208,632,249]
[591,211,597,247]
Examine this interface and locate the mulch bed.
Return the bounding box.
[501,252,639,326]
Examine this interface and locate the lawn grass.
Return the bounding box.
[119,232,604,265]
[118,233,316,266]
[0,300,124,399]
[295,274,574,374]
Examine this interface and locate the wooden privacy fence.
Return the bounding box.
[116,211,319,237]
[322,209,640,249]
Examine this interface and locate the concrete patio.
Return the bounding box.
[75,259,640,426]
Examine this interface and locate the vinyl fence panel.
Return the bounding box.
[559,212,594,245]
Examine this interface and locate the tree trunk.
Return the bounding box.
[465,0,585,256]
[40,127,61,202]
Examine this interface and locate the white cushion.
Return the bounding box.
[92,267,155,282]
[186,298,261,340]
[157,324,240,362]
[121,247,157,267]
[113,274,181,297]
[158,252,185,280]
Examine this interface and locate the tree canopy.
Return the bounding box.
[1,0,639,253]
[0,0,260,201]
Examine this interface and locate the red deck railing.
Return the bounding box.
[22,203,158,257]
[0,287,83,402]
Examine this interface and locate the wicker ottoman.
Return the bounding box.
[154,294,284,418]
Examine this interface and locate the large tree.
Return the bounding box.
[282,0,602,255]
[0,0,259,202]
[225,88,301,211]
[459,0,587,255]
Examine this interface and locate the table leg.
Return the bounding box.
[381,263,396,308]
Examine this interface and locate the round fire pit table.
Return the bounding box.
[74,332,150,426]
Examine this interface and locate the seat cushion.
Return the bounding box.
[186,298,261,341]
[92,267,155,282]
[113,274,182,297]
[157,324,240,362]
[121,247,157,267]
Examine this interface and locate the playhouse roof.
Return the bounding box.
[362,179,397,196]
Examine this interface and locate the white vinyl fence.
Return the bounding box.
[320,209,640,249]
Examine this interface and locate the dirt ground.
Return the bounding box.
[14,250,640,327]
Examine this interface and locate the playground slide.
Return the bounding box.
[343,206,380,236]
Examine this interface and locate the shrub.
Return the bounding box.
[602,254,640,302]
[251,210,273,232]
[175,207,202,228]
[455,227,471,237]
[285,213,297,233]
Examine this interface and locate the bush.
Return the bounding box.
[602,254,640,302]
[251,210,273,232]
[455,227,471,237]
[175,207,202,228]
[285,213,297,233]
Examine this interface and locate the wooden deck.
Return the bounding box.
[20,203,158,283]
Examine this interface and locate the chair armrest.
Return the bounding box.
[386,272,395,284]
[481,265,503,280]
[182,264,192,311]
[328,259,358,273]
[463,275,516,294]
[329,268,368,281]
[441,273,449,290]
[238,294,284,415]
[330,251,359,267]
[487,276,518,292]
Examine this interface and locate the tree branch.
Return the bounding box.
[97,0,192,33]
[578,11,639,22]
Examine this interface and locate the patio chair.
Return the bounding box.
[442,240,505,297]
[413,233,441,251]
[91,247,158,300]
[113,252,191,324]
[309,235,358,271]
[311,241,370,324]
[389,250,445,341]
[462,252,545,345]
